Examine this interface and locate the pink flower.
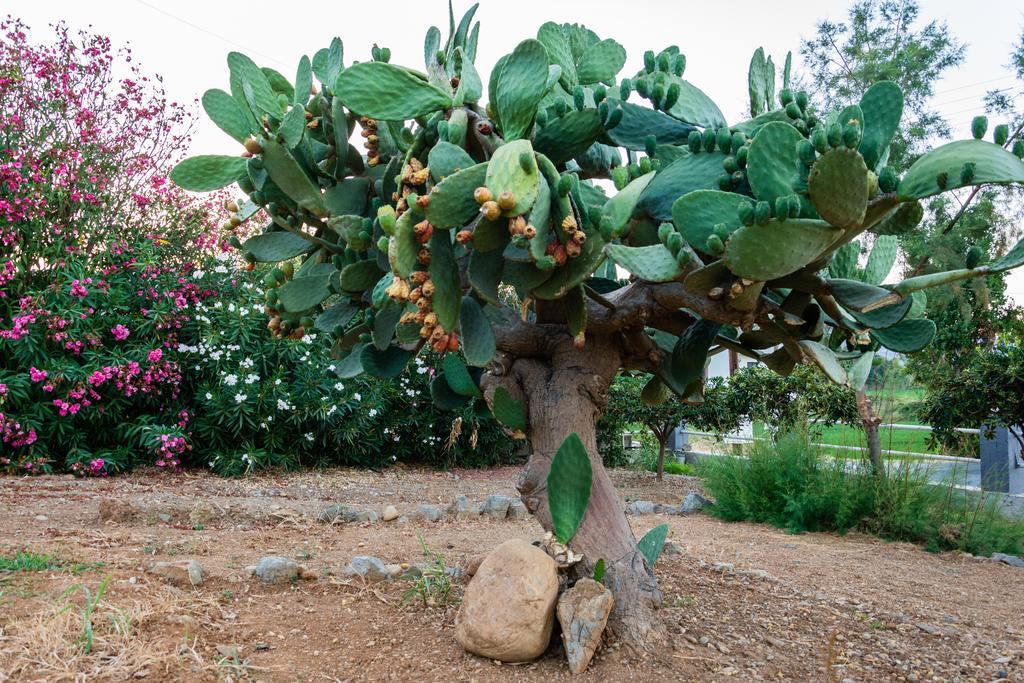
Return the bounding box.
[29,366,47,382]
[111,323,130,340]
[147,348,162,362]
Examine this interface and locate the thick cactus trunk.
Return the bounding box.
[508,336,666,650]
[856,389,884,475]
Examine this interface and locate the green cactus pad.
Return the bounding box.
[746,122,803,202]
[261,140,326,216]
[430,373,472,410]
[576,38,627,84]
[603,102,696,150]
[485,139,540,216]
[469,248,505,304]
[683,260,730,294]
[638,523,669,568]
[371,305,401,350]
[808,148,868,228]
[800,340,848,385]
[828,279,901,313]
[293,55,312,106]
[278,106,306,148]
[871,317,936,353]
[428,142,476,181]
[533,109,602,164]
[845,351,874,392]
[724,219,843,281]
[170,155,248,192]
[471,217,509,252]
[227,52,282,118]
[335,61,451,121]
[660,319,720,396]
[671,190,754,252]
[491,386,527,432]
[360,344,414,378]
[240,231,313,263]
[428,230,461,331]
[426,161,489,229]
[442,354,483,398]
[277,273,332,312]
[323,178,369,217]
[897,140,1024,200]
[201,89,255,143]
[992,236,1024,271]
[604,244,681,282]
[339,260,382,293]
[638,151,726,220]
[314,301,358,333]
[663,77,727,129]
[492,39,550,140]
[863,235,898,284]
[532,231,606,299]
[858,81,903,170]
[547,432,593,544]
[388,210,421,278]
[602,171,655,236]
[460,296,496,367]
[872,200,923,236]
[526,176,552,263]
[536,22,578,90]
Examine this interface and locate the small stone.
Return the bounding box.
[149,560,204,587]
[448,496,480,521]
[157,513,172,524]
[507,500,530,520]
[993,656,1011,665]
[347,556,389,583]
[738,568,773,580]
[992,552,1024,568]
[699,636,710,646]
[382,505,399,522]
[481,494,512,520]
[662,541,682,556]
[625,500,656,515]
[34,514,48,522]
[677,492,712,514]
[455,539,558,662]
[996,669,1009,679]
[416,504,444,522]
[915,623,939,635]
[557,578,614,674]
[711,562,734,573]
[253,556,299,584]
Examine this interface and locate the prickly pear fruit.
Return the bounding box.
[688,130,702,153]
[878,166,898,194]
[842,122,861,149]
[1015,140,1024,159]
[738,203,755,226]
[658,222,674,244]
[702,128,716,153]
[754,201,771,225]
[779,89,794,106]
[971,116,987,141]
[705,234,724,255]
[960,161,976,184]
[667,232,684,255]
[966,245,983,269]
[716,128,732,154]
[994,123,1009,146]
[795,91,808,110]
[798,139,816,165]
[826,122,842,148]
[812,126,829,154]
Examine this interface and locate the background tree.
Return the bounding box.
[172,5,1024,647]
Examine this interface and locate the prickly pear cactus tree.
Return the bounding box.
[173,4,1024,646]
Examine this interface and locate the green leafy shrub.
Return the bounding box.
[698,428,1024,556]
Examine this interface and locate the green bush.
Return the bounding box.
[698,428,1024,556]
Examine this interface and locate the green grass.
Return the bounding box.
[753,422,937,456]
[698,428,1024,557]
[0,551,63,573]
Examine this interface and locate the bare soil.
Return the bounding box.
[0,466,1020,682]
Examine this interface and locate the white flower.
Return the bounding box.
[205,392,213,400]
[245,373,260,385]
[334,382,345,392]
[327,405,337,416]
[192,270,205,279]
[214,301,223,309]
[304,433,314,442]
[266,415,273,422]
[301,334,314,344]
[223,374,238,386]
[368,408,378,418]
[214,265,229,274]
[416,366,428,374]
[277,399,291,410]
[240,358,254,368]
[353,392,361,401]
[228,303,236,313]
[234,393,247,403]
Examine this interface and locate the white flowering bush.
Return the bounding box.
[181,260,516,476]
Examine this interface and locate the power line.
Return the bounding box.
[133,0,292,69]
[932,75,1016,96]
[932,87,1017,108]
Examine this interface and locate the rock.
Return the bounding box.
[345,508,379,523]
[157,513,172,524]
[347,556,389,583]
[466,553,487,577]
[507,500,530,520]
[34,514,48,522]
[188,503,215,526]
[557,578,614,674]
[710,562,734,573]
[150,560,204,587]
[98,499,137,523]
[317,504,346,523]
[481,494,512,520]
[253,556,299,584]
[455,539,559,662]
[916,623,939,635]
[992,552,1024,568]
[416,504,444,522]
[382,505,399,522]
[448,496,480,521]
[662,540,682,556]
[625,500,656,515]
[678,492,712,514]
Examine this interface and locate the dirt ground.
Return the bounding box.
[0,466,1021,682]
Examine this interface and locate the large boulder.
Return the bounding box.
[557,578,614,674]
[455,539,558,662]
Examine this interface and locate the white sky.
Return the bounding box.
[7,0,1024,301]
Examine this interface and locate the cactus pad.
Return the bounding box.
[638,151,726,220]
[426,162,489,229]
[897,140,1024,200]
[170,155,247,192]
[485,139,540,216]
[604,244,682,282]
[863,235,898,285]
[671,190,754,252]
[858,81,903,171]
[871,317,936,353]
[746,122,803,202]
[808,148,868,228]
[724,219,843,281]
[242,231,315,262]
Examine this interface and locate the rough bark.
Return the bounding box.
[483,333,667,650]
[655,437,667,482]
[856,389,884,475]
